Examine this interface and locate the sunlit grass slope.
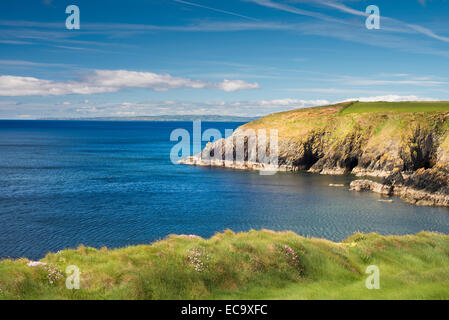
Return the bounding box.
[1,230,448,300]
[340,101,449,115]
[244,101,449,135]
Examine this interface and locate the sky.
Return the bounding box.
[0,0,449,119]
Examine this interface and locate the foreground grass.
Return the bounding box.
[0,230,448,300]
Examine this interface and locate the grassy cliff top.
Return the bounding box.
[242,101,449,153]
[341,101,449,114]
[1,230,448,300]
[246,101,449,129]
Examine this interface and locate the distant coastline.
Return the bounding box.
[17,115,258,122]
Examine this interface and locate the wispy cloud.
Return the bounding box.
[1,11,448,58]
[0,60,72,68]
[418,0,427,6]
[249,0,449,44]
[317,0,449,43]
[287,88,382,94]
[0,39,33,45]
[0,19,292,36]
[323,74,448,87]
[342,79,447,87]
[174,0,258,21]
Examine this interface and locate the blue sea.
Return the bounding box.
[1,120,449,260]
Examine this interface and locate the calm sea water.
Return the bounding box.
[1,120,449,259]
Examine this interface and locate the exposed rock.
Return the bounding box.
[350,170,449,207]
[393,186,449,207]
[349,179,393,195]
[382,169,405,186]
[404,166,449,194]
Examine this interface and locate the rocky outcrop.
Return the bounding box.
[350,169,449,207]
[349,179,393,195]
[180,102,449,206]
[179,128,286,172]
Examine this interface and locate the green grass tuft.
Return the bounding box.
[1,230,448,300]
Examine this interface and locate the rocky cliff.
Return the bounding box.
[180,101,449,206]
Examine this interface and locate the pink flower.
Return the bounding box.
[27,261,47,267]
[180,234,200,239]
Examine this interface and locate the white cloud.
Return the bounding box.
[344,79,446,86]
[288,88,378,94]
[249,98,329,107]
[0,98,330,119]
[216,79,260,92]
[322,74,448,87]
[143,98,330,115]
[0,70,260,96]
[3,95,447,119]
[342,95,439,103]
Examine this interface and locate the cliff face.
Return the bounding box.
[180,101,449,206]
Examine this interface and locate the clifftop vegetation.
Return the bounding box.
[1,230,448,300]
[243,102,449,168]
